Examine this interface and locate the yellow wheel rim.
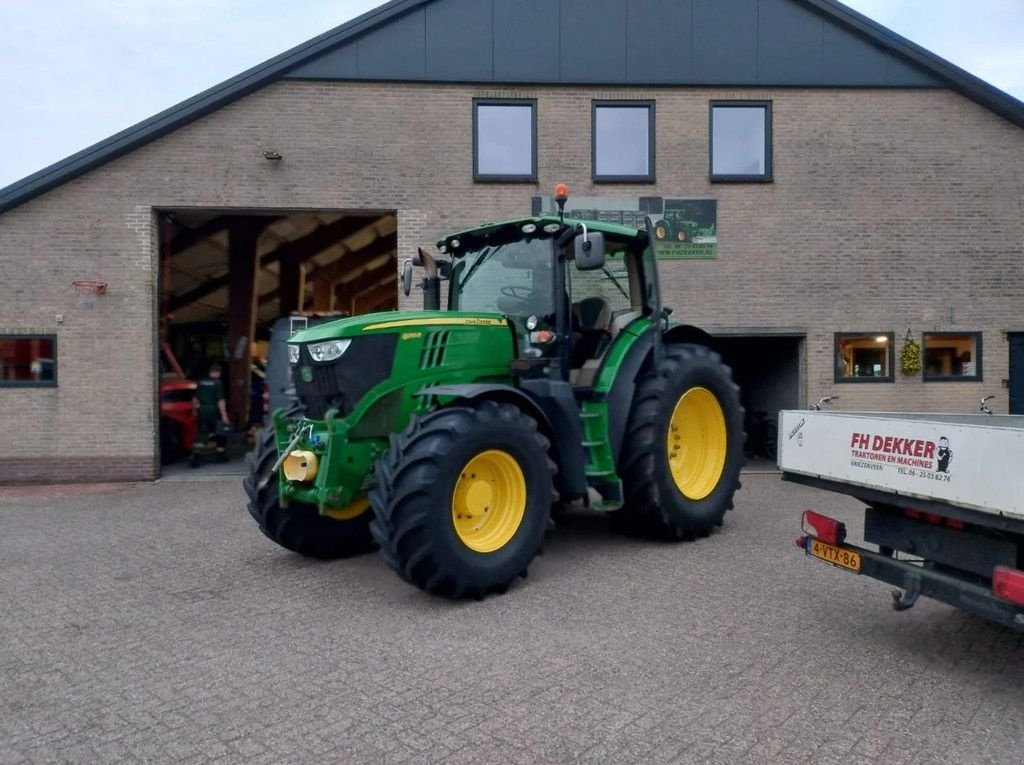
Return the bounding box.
[677,229,688,242]
[323,499,369,521]
[452,450,527,553]
[655,225,667,239]
[666,387,727,500]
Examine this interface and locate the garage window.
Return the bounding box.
[0,335,57,387]
[923,332,982,381]
[710,101,772,182]
[835,333,893,383]
[473,99,537,182]
[592,101,655,182]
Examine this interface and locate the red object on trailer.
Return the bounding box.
[801,510,846,546]
[993,567,1024,606]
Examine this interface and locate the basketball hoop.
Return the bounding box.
[72,280,107,310]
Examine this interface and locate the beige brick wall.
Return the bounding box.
[0,81,1021,480]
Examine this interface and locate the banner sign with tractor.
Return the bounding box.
[532,195,717,260]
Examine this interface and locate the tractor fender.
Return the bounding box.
[604,324,714,465]
[663,323,715,348]
[415,383,589,500]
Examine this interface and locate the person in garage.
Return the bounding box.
[191,362,230,466]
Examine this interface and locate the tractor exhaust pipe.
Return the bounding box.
[418,247,441,311]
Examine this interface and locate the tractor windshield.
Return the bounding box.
[449,237,556,320]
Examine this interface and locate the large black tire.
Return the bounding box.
[614,343,744,539]
[369,401,555,599]
[243,423,375,559]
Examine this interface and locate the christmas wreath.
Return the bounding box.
[900,336,922,376]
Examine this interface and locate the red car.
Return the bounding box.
[160,378,198,463]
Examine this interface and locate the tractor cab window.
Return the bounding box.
[567,241,643,387]
[449,237,556,323]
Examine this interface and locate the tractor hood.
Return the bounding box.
[290,311,508,343]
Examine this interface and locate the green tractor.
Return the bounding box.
[653,210,701,242]
[244,193,744,599]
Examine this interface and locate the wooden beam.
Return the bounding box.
[312,279,334,312]
[333,259,396,302]
[352,281,397,314]
[226,221,261,429]
[258,231,395,307]
[168,215,377,313]
[168,216,232,254]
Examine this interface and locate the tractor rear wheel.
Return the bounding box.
[243,423,375,559]
[369,401,555,599]
[614,343,744,538]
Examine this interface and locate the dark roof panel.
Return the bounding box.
[625,0,693,83]
[425,0,494,81]
[757,0,827,85]
[558,0,629,83]
[691,0,759,84]
[356,7,427,79]
[492,0,560,82]
[2,0,1022,215]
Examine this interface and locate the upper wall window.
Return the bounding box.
[473,99,537,182]
[592,101,655,182]
[0,335,57,387]
[923,333,982,381]
[835,333,894,383]
[710,101,772,182]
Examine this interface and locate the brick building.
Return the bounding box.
[1,0,1022,482]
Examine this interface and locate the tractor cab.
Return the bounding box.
[422,212,660,391]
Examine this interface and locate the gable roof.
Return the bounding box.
[1,0,1021,216]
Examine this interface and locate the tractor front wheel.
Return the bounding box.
[369,401,555,599]
[614,344,744,538]
[243,424,375,559]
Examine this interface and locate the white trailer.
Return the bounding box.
[778,410,1024,632]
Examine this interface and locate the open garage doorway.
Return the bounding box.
[156,209,397,472]
[715,335,804,466]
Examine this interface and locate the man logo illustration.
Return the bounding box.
[936,437,952,473]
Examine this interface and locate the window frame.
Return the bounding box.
[834,332,895,384]
[0,334,58,388]
[472,98,538,183]
[922,331,983,382]
[709,100,773,183]
[591,100,656,184]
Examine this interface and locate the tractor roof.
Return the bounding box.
[437,216,644,254]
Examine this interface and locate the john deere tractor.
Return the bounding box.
[244,190,744,599]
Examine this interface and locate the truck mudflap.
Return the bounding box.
[796,536,1024,633]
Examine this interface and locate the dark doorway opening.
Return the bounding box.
[1009,333,1024,415]
[715,335,803,464]
[155,209,397,472]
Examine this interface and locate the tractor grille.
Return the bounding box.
[294,334,398,419]
[419,330,452,369]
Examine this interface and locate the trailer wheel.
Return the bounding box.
[243,421,375,559]
[614,344,744,538]
[369,401,555,599]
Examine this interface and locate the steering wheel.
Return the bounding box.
[500,286,533,301]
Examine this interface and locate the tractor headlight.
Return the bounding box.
[287,344,300,364]
[307,339,352,363]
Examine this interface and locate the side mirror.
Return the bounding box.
[574,230,606,271]
[401,260,413,296]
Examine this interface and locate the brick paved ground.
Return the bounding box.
[1,474,1022,764]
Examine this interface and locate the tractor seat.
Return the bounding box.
[571,296,613,370]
